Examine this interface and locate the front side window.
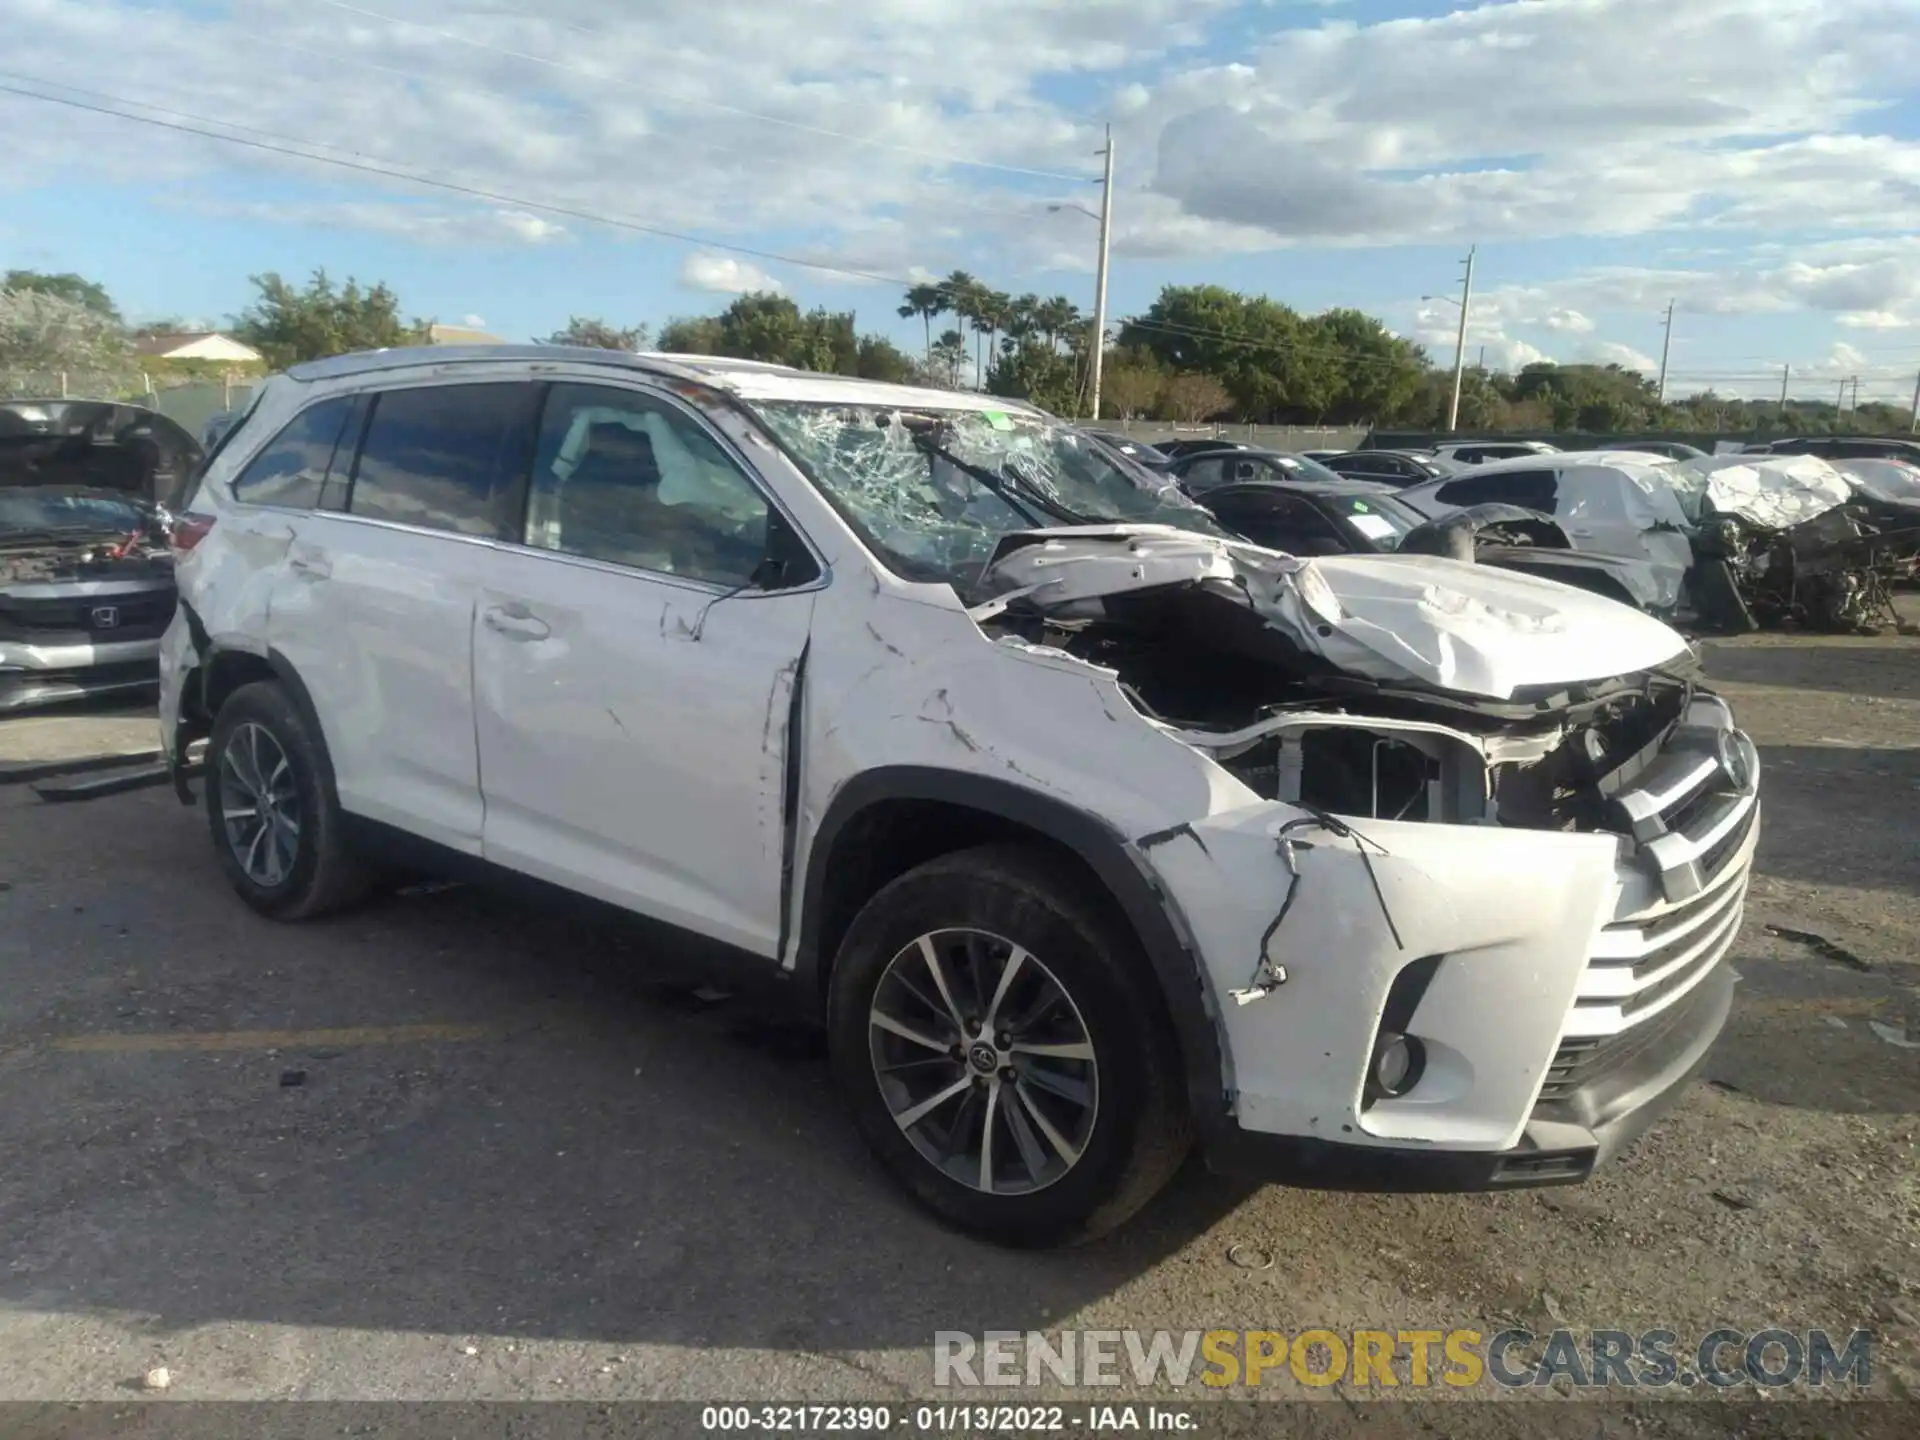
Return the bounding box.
[348,383,526,537]
[230,396,353,509]
[525,383,777,588]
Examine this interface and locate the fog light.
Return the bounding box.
[1371,1032,1426,1098]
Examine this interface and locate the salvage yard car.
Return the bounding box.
[160,347,1760,1245]
[1397,449,1920,634]
[1,399,196,713]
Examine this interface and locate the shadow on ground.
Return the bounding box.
[0,794,1258,1357]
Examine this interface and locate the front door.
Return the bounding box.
[473,381,819,957]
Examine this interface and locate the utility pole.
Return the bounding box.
[1477,345,1486,370]
[1779,364,1790,416]
[1088,123,1114,422]
[1656,299,1675,403]
[1446,245,1476,433]
[1837,377,1850,418]
[1909,369,1919,433]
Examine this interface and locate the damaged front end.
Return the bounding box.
[1,400,196,712]
[1683,454,1920,635]
[975,526,1757,1186]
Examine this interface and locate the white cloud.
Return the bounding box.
[1581,341,1660,373]
[1543,309,1595,334]
[462,312,486,327]
[678,253,781,294]
[1,0,1917,345]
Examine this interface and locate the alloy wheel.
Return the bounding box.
[868,928,1099,1195]
[217,721,301,887]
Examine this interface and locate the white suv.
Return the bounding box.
[160,347,1760,1245]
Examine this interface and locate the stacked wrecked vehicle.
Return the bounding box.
[1383,449,1920,635]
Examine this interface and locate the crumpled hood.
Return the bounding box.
[1694,454,1854,530]
[981,526,1691,701]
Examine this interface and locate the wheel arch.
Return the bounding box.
[795,767,1229,1137]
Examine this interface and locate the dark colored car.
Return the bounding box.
[1317,449,1460,485]
[1165,446,1366,497]
[1196,478,1425,556]
[1192,477,1666,611]
[0,399,197,712]
[1084,430,1173,470]
[1152,437,1250,460]
[1610,440,1709,461]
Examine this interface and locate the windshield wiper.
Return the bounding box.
[910,433,1094,528]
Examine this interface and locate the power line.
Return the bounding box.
[312,0,1097,184]
[0,80,924,286]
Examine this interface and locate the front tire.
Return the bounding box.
[827,843,1191,1247]
[205,680,370,920]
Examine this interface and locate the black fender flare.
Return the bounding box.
[795,766,1232,1139]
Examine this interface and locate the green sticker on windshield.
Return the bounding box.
[982,410,1014,431]
[1354,501,1372,512]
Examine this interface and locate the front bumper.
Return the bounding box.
[1145,692,1758,1190]
[1203,961,1731,1190]
[0,638,162,712]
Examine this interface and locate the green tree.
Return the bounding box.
[930,328,969,389]
[656,314,725,354]
[542,316,649,350]
[3,270,120,321]
[1099,348,1167,420]
[1161,371,1231,423]
[234,270,429,367]
[1306,308,1427,424]
[855,335,919,384]
[985,339,1079,413]
[0,288,131,378]
[897,283,945,367]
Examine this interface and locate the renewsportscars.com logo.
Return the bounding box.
[933,1328,1875,1391]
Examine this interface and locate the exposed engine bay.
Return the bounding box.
[0,525,171,585]
[981,550,1698,838]
[1694,501,1920,635]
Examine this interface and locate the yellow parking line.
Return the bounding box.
[51,1023,498,1054]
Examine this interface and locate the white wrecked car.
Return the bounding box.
[159,350,1759,1245]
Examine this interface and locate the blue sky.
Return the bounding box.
[5,0,1920,404]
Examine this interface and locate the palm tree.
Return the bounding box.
[897,283,945,366]
[938,271,981,384]
[1034,295,1079,353]
[1005,293,1040,352]
[972,290,1013,379]
[931,328,968,389]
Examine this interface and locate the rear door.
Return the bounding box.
[472,380,821,957]
[267,379,539,853]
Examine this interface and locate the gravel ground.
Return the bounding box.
[0,612,1915,1433]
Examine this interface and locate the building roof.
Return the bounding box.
[132,331,244,356]
[427,322,505,345]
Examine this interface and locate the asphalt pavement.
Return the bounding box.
[0,625,1915,1426]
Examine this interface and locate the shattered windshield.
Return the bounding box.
[749,401,1226,588]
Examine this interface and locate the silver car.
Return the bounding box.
[0,400,197,712]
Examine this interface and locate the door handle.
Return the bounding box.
[483,604,551,641]
[288,550,331,579]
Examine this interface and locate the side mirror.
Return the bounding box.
[750,555,789,590]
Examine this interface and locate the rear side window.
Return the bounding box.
[229,397,353,509]
[1434,470,1558,510]
[348,383,529,537]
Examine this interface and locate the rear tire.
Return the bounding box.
[827,843,1191,1247]
[205,680,371,920]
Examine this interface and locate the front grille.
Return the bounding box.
[0,588,176,641]
[1547,691,1759,1095]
